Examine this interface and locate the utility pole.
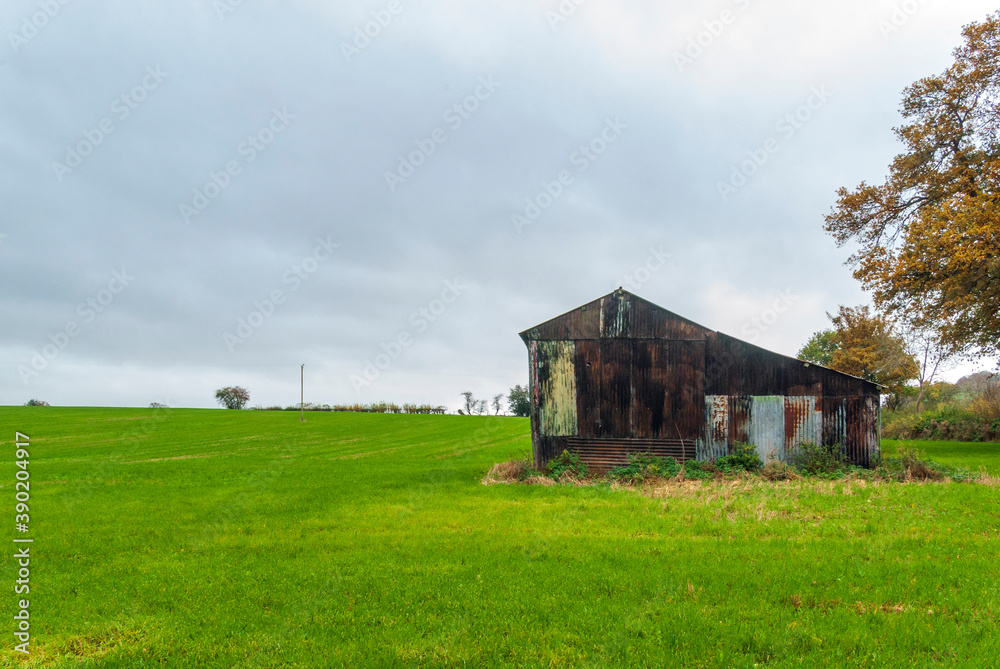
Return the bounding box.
[300,363,305,422]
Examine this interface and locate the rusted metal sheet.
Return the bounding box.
[630,341,663,439]
[537,341,577,437]
[866,396,881,465]
[600,292,631,338]
[524,297,603,340]
[632,340,705,441]
[728,395,752,445]
[522,291,713,342]
[522,289,882,469]
[844,395,880,468]
[598,340,632,436]
[666,341,706,441]
[565,437,696,471]
[784,396,822,455]
[629,295,712,340]
[528,340,541,464]
[704,395,823,463]
[574,340,602,438]
[705,332,877,399]
[822,396,847,457]
[539,436,569,463]
[702,395,730,461]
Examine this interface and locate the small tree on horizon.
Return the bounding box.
[461,391,476,415]
[492,394,504,415]
[215,386,250,410]
[508,385,530,417]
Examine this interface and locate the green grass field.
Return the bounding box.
[882,439,1000,475]
[2,408,1000,668]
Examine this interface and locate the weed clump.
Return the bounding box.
[546,449,589,480]
[482,458,540,484]
[681,460,717,480]
[876,447,974,482]
[485,443,980,488]
[788,442,850,475]
[715,443,764,473]
[761,460,798,481]
[608,452,680,483]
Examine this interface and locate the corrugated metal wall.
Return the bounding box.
[522,290,881,470]
[539,338,706,442]
[701,395,825,463]
[785,396,823,456]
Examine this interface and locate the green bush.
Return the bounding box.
[547,449,589,480]
[788,442,849,475]
[715,443,764,473]
[882,404,999,442]
[681,460,717,480]
[608,452,680,483]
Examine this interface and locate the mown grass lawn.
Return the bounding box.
[1,407,999,668]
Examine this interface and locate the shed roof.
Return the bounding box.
[520,288,883,390]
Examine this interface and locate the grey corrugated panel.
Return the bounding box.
[749,396,786,463]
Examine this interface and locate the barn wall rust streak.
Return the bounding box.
[784,396,823,455]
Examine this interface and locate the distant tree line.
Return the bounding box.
[252,402,448,414]
[216,384,533,417]
[457,387,530,417]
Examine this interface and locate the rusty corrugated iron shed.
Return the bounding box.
[520,289,881,470]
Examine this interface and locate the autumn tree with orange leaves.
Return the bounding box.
[824,12,1000,359]
[827,306,919,405]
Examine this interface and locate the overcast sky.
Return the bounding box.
[2,0,997,410]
